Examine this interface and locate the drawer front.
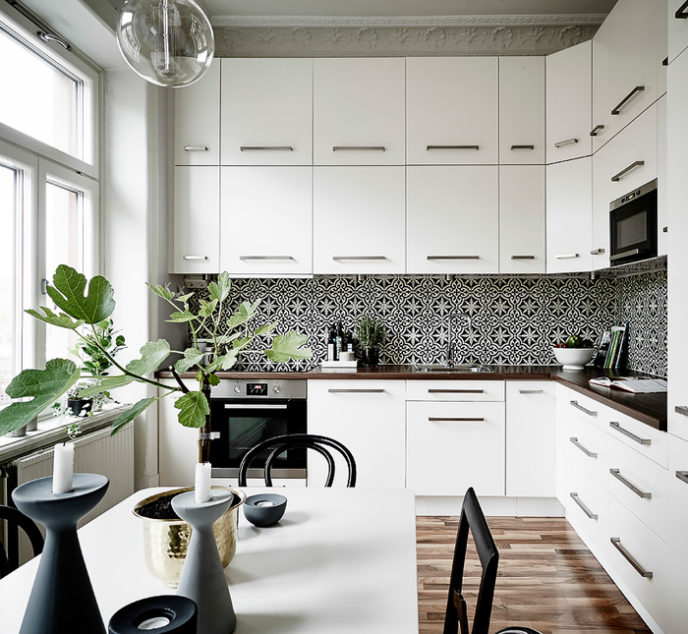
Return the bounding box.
[406,380,505,402]
[562,392,605,426]
[564,459,607,550]
[605,434,670,541]
[406,401,505,496]
[604,411,668,469]
[565,413,607,482]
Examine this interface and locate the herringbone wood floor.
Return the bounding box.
[417,516,651,634]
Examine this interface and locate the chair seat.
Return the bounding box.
[495,628,542,634]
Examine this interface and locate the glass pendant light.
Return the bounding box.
[116,0,214,88]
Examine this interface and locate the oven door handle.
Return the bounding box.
[223,403,289,410]
[610,248,641,262]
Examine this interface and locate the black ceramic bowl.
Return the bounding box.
[243,493,287,527]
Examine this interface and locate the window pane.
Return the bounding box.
[0,164,18,401]
[0,26,80,158]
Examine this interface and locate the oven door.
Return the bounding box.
[208,399,307,479]
[609,183,657,266]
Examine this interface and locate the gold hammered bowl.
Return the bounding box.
[133,486,246,588]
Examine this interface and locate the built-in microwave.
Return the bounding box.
[609,179,657,267]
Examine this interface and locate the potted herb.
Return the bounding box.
[356,314,386,366]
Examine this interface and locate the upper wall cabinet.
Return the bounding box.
[592,17,612,153]
[407,57,498,165]
[669,0,688,63]
[221,59,313,166]
[174,61,220,166]
[546,41,592,163]
[313,58,405,165]
[499,57,545,164]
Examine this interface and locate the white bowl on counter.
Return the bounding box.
[552,347,595,370]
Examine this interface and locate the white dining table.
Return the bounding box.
[0,486,419,633]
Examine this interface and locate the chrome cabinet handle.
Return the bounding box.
[183,145,209,152]
[428,417,485,422]
[611,86,645,115]
[610,248,640,262]
[511,255,535,260]
[510,144,535,150]
[611,160,644,182]
[677,0,688,18]
[609,421,651,446]
[609,468,652,499]
[675,406,688,417]
[428,389,484,394]
[240,146,294,151]
[590,248,605,255]
[37,31,71,50]
[332,256,387,261]
[519,389,543,394]
[239,256,295,261]
[182,255,208,261]
[610,538,653,579]
[570,400,597,417]
[327,389,385,394]
[332,146,386,151]
[426,145,480,151]
[427,255,480,260]
[570,493,598,519]
[569,437,598,458]
[676,471,688,486]
[590,124,605,137]
[554,138,578,148]
[555,253,579,260]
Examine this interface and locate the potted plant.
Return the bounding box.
[356,314,386,366]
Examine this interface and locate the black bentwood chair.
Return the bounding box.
[443,488,541,634]
[0,505,44,579]
[237,433,357,487]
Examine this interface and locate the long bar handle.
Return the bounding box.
[519,389,544,394]
[428,417,485,422]
[589,124,605,137]
[184,145,209,152]
[570,400,597,417]
[328,389,386,394]
[428,389,484,394]
[427,255,480,260]
[610,248,641,262]
[676,470,688,486]
[569,436,598,458]
[240,146,294,151]
[611,86,645,115]
[332,256,387,261]
[677,0,688,18]
[590,248,606,255]
[611,160,644,182]
[182,255,208,261]
[554,138,578,148]
[675,405,688,417]
[570,492,598,519]
[332,146,386,151]
[609,468,652,499]
[510,144,535,150]
[511,255,536,260]
[609,421,651,446]
[610,538,653,579]
[223,404,288,410]
[426,145,480,151]
[239,256,295,261]
[555,253,580,260]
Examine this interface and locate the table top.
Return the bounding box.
[0,486,419,634]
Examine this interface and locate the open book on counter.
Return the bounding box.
[588,376,668,393]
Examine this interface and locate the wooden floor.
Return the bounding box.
[417,516,651,634]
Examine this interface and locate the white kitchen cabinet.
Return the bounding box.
[159,384,198,487]
[307,381,406,488]
[220,167,312,276]
[174,60,220,166]
[591,146,613,270]
[406,166,498,274]
[546,41,592,163]
[499,57,545,164]
[499,166,546,273]
[669,0,688,63]
[591,16,612,152]
[172,166,220,274]
[313,167,405,274]
[546,157,592,273]
[505,382,556,497]
[668,50,688,442]
[407,57,498,165]
[657,95,668,256]
[221,59,312,166]
[313,58,405,166]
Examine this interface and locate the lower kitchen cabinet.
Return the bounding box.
[158,384,199,487]
[307,380,406,488]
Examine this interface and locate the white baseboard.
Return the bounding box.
[415,495,565,517]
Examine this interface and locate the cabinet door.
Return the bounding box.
[546,157,592,273]
[499,166,545,273]
[221,59,312,166]
[546,41,592,163]
[657,95,668,256]
[669,0,688,63]
[592,17,612,152]
[172,166,220,274]
[313,167,405,274]
[220,167,312,276]
[407,166,498,274]
[668,53,688,441]
[505,381,556,497]
[499,57,545,164]
[313,58,405,165]
[174,60,220,165]
[407,57,498,165]
[307,381,406,488]
[406,401,505,496]
[591,147,613,270]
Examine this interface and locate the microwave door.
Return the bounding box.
[610,187,657,265]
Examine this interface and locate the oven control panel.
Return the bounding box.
[247,383,268,396]
[211,379,307,400]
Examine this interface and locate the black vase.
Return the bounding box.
[361,347,380,366]
[67,397,92,417]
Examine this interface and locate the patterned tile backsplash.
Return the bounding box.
[203,269,667,377]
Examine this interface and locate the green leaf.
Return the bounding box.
[46,265,115,324]
[115,335,126,347]
[174,348,204,373]
[78,375,134,398]
[254,321,278,336]
[126,339,171,376]
[208,272,231,303]
[146,283,175,302]
[176,293,194,304]
[167,310,196,323]
[0,359,81,434]
[265,331,313,363]
[226,299,261,329]
[198,299,218,318]
[25,306,84,330]
[214,332,242,346]
[110,397,154,435]
[207,373,220,387]
[232,336,252,351]
[174,391,209,428]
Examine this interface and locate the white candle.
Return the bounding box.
[52,442,74,494]
[194,462,212,504]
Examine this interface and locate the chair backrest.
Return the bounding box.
[443,488,499,634]
[0,505,44,579]
[237,433,357,487]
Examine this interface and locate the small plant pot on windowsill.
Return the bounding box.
[67,397,92,417]
[361,347,380,367]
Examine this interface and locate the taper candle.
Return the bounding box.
[194,462,211,503]
[52,442,75,494]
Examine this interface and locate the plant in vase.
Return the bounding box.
[356,314,386,366]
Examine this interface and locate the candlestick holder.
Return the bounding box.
[172,489,237,634]
[12,473,109,634]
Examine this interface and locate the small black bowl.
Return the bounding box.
[243,493,287,527]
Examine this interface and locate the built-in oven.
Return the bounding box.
[609,179,657,266]
[208,379,307,482]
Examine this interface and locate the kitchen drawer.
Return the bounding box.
[406,380,504,402]
[605,434,670,541]
[565,413,607,482]
[604,410,668,469]
[406,401,505,496]
[563,459,607,550]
